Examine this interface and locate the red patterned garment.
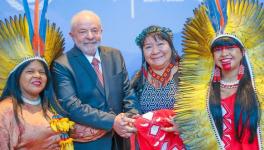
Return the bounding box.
[133,109,185,150]
[221,94,259,150]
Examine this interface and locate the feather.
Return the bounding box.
[22,0,33,43]
[32,0,40,55]
[175,5,219,149]
[0,15,64,95]
[175,0,264,149]
[204,0,227,33]
[40,0,48,43]
[44,22,64,65]
[0,15,33,94]
[224,0,264,143]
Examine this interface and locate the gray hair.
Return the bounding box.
[70,10,102,31]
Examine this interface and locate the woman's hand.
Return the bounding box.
[161,115,179,134]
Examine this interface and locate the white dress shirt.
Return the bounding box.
[84,50,103,72]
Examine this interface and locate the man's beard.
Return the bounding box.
[77,42,101,56]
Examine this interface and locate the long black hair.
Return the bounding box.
[0,59,61,125]
[209,36,260,143]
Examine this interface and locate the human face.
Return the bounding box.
[213,45,243,71]
[143,36,172,70]
[19,60,47,99]
[70,15,102,56]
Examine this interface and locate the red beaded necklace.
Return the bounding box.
[148,63,174,84]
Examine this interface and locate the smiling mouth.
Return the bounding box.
[221,58,232,64]
[152,56,164,60]
[32,81,42,86]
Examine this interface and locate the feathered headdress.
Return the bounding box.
[174,0,264,149]
[0,0,64,94]
[0,1,75,149]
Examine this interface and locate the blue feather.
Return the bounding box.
[219,0,228,33]
[204,0,220,32]
[204,0,228,33]
[39,0,48,43]
[22,0,34,43]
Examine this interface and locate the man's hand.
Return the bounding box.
[113,113,137,138]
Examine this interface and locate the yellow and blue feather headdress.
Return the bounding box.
[174,0,264,149]
[0,1,75,149]
[0,0,64,95]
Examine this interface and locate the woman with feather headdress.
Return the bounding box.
[0,0,110,149]
[175,0,264,149]
[0,0,76,149]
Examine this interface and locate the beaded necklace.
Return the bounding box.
[219,65,244,89]
[220,80,239,89]
[148,63,174,86]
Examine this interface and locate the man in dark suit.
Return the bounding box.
[52,10,140,150]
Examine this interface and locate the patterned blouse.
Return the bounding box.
[221,94,259,150]
[139,79,177,114]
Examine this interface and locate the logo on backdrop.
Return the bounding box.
[6,0,53,11]
[114,0,186,19]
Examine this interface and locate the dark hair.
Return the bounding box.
[132,25,180,98]
[136,25,180,63]
[211,36,244,52]
[209,52,260,143]
[0,59,59,125]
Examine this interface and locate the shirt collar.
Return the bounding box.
[85,49,101,64]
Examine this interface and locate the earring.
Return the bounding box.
[237,64,244,80]
[213,66,221,82]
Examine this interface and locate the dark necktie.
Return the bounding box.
[91,57,104,86]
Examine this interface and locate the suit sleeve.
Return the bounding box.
[52,61,115,131]
[118,52,141,115]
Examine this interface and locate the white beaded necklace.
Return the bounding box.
[220,80,239,89]
[22,96,41,106]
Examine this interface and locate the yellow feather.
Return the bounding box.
[44,22,64,66]
[0,14,64,95]
[175,0,264,148]
[0,15,31,95]
[174,4,220,149]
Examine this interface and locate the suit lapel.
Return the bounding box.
[72,47,105,96]
[99,47,110,101]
